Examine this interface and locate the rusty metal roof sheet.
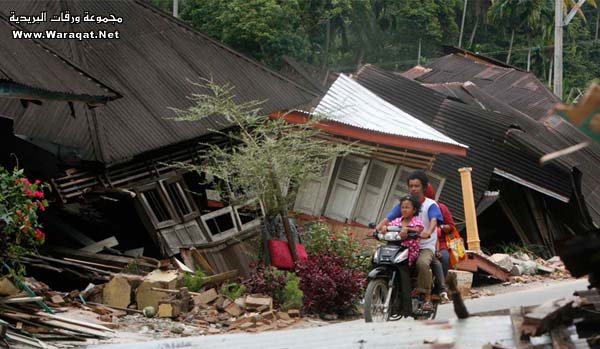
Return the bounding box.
[414,70,600,225]
[0,0,316,165]
[0,15,119,104]
[417,54,559,121]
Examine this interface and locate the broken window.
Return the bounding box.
[136,175,199,229]
[165,181,193,217]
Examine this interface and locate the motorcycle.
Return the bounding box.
[364,224,439,322]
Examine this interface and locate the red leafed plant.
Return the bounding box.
[1,166,50,277]
[295,254,366,316]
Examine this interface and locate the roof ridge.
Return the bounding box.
[134,0,319,98]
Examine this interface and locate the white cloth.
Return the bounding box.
[418,198,438,253]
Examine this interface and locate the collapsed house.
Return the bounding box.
[353,48,600,256]
[280,46,599,257]
[0,0,316,277]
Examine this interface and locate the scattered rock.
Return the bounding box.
[321,313,338,321]
[447,270,473,296]
[287,309,300,318]
[0,277,19,297]
[170,324,185,334]
[245,295,273,311]
[194,288,219,306]
[143,306,156,318]
[103,276,132,309]
[50,295,65,304]
[224,303,243,317]
[489,253,513,272]
[277,311,291,320]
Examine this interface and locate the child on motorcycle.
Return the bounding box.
[388,195,424,268]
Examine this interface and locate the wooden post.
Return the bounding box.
[458,168,481,252]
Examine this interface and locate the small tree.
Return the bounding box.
[170,80,351,262]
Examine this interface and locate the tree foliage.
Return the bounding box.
[151,0,600,98]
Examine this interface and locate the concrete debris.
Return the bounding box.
[489,254,513,272]
[447,270,473,296]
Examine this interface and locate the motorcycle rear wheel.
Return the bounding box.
[364,279,389,322]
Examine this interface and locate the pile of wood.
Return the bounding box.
[0,277,116,348]
[19,245,160,285]
[510,288,600,348]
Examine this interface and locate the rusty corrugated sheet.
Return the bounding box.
[410,62,600,226]
[0,0,316,165]
[417,54,559,121]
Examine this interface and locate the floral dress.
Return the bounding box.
[389,216,424,267]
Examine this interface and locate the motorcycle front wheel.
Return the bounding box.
[364,278,389,322]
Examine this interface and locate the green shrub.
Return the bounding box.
[281,273,303,311]
[220,282,246,299]
[302,223,370,273]
[184,270,206,292]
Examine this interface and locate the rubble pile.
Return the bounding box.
[487,253,570,279]
[0,260,306,347]
[511,288,600,348]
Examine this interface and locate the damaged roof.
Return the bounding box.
[0,0,316,165]
[416,52,559,121]
[354,64,575,222]
[0,15,119,105]
[405,54,600,226]
[312,74,467,155]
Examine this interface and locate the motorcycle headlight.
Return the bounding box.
[393,249,409,263]
[373,249,380,264]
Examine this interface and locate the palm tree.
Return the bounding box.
[468,0,492,48]
[488,0,543,65]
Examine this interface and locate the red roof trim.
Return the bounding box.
[272,111,467,157]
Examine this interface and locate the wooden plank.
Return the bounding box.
[63,258,123,271]
[5,331,49,348]
[31,255,114,275]
[179,248,196,271]
[50,247,156,268]
[190,248,215,275]
[80,236,119,253]
[202,269,238,286]
[33,312,116,333]
[172,257,194,273]
[124,248,144,257]
[86,302,143,314]
[0,296,44,304]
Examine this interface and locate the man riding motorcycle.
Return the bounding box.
[375,170,448,309]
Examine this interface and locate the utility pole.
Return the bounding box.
[417,38,422,65]
[554,0,588,99]
[173,0,179,18]
[554,0,563,99]
[458,0,468,48]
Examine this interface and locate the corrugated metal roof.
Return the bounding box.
[417,54,559,121]
[0,0,316,165]
[0,15,119,103]
[313,74,466,149]
[411,63,600,226]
